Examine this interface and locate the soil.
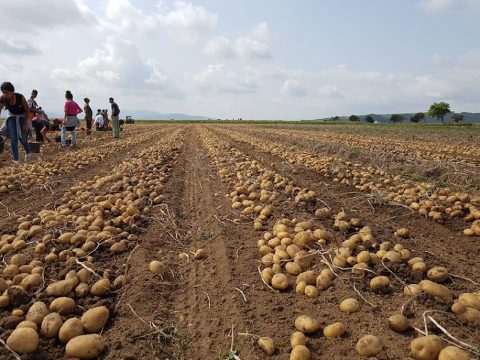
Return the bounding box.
[0,124,478,360]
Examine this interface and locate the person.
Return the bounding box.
[0,82,32,164]
[62,90,82,148]
[102,109,109,130]
[93,109,104,131]
[109,97,120,138]
[27,89,40,140]
[32,107,51,143]
[84,97,93,137]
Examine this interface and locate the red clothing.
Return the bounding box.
[64,100,82,116]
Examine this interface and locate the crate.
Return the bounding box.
[29,142,41,153]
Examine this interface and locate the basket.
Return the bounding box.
[29,142,41,153]
[55,135,61,143]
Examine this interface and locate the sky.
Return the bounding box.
[1,0,479,119]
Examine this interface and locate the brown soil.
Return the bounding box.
[0,124,478,360]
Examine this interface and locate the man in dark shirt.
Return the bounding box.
[109,97,120,138]
[84,98,93,137]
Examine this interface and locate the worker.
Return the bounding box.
[0,82,32,163]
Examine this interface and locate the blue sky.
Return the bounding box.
[1,0,479,119]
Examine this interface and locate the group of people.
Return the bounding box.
[0,82,121,164]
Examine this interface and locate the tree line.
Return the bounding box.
[347,102,465,124]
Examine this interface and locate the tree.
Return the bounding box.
[390,114,404,123]
[451,113,464,124]
[410,112,425,123]
[365,115,374,123]
[349,115,360,122]
[427,102,450,123]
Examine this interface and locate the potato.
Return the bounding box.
[427,267,449,283]
[16,320,38,331]
[271,273,289,290]
[394,228,409,238]
[455,306,480,327]
[388,314,409,332]
[261,268,274,285]
[45,279,75,297]
[91,278,110,297]
[404,284,423,296]
[458,293,480,311]
[258,337,275,355]
[294,315,320,334]
[41,312,63,338]
[370,276,390,292]
[410,335,444,360]
[290,331,307,348]
[339,298,359,313]
[194,248,206,259]
[297,271,316,285]
[316,274,332,289]
[59,317,84,344]
[356,335,383,356]
[286,262,302,276]
[149,261,166,275]
[65,334,105,359]
[6,327,39,353]
[290,345,311,360]
[50,297,76,315]
[26,301,49,326]
[296,281,307,295]
[304,285,319,298]
[323,322,345,338]
[438,346,470,360]
[81,306,110,333]
[20,273,43,290]
[419,280,453,303]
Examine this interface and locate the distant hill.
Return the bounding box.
[319,112,480,123]
[44,109,211,121]
[122,110,211,121]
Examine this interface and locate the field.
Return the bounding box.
[0,123,479,360]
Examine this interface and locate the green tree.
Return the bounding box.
[451,113,464,124]
[410,112,425,123]
[365,115,374,123]
[390,114,404,123]
[427,102,451,123]
[349,115,360,122]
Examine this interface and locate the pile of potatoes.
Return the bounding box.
[0,129,163,196]
[0,131,184,357]
[220,127,480,236]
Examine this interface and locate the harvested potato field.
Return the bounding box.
[0,123,479,360]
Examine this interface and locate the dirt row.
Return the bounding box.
[0,125,175,233]
[1,124,478,359]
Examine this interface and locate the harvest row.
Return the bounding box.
[199,126,479,360]
[0,127,185,358]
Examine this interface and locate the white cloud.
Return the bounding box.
[0,38,40,55]
[251,22,271,42]
[186,64,259,93]
[281,79,308,97]
[205,23,272,60]
[235,38,272,59]
[0,0,96,32]
[51,37,184,98]
[205,37,236,59]
[156,1,218,43]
